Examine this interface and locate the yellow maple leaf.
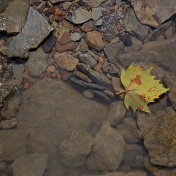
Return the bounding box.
[120,63,169,113]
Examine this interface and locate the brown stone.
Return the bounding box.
[59,32,71,45]
[55,41,78,53]
[85,30,105,51]
[60,69,73,81]
[75,71,92,83]
[54,52,78,71]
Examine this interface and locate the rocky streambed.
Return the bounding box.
[0,0,176,176]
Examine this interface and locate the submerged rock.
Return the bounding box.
[12,153,48,176]
[6,7,53,58]
[131,0,176,28]
[0,0,29,34]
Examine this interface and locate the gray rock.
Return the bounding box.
[79,53,97,68]
[108,101,126,126]
[0,0,29,34]
[144,21,172,43]
[13,64,24,83]
[72,8,91,24]
[123,8,149,41]
[58,131,93,168]
[62,2,72,11]
[137,107,176,167]
[12,153,48,176]
[85,0,107,7]
[70,32,81,41]
[130,36,143,51]
[6,7,53,58]
[119,37,176,75]
[95,18,103,26]
[25,47,48,77]
[104,42,124,63]
[86,122,125,171]
[79,38,89,53]
[16,78,108,174]
[116,116,142,144]
[91,8,102,21]
[131,0,176,28]
[123,143,146,169]
[0,130,28,161]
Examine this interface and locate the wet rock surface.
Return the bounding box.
[0,0,176,175]
[12,153,48,176]
[0,0,29,34]
[131,0,176,28]
[86,122,125,171]
[6,7,53,58]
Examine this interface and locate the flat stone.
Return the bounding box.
[86,121,125,171]
[119,37,176,75]
[25,47,48,77]
[137,107,176,167]
[86,0,107,7]
[62,2,72,11]
[108,101,126,126]
[59,32,71,45]
[116,116,142,144]
[72,8,91,24]
[58,131,93,168]
[131,0,176,28]
[70,33,81,41]
[104,42,124,63]
[79,53,97,68]
[6,7,53,58]
[79,38,89,53]
[54,52,78,71]
[144,21,172,43]
[16,78,108,174]
[123,8,149,41]
[0,0,29,34]
[55,41,78,53]
[12,153,48,176]
[85,30,105,51]
[42,35,56,53]
[91,7,102,21]
[0,130,28,161]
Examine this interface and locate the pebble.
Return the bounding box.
[59,32,71,45]
[60,69,73,81]
[79,38,89,53]
[70,33,81,41]
[46,66,57,73]
[62,2,72,10]
[95,18,103,26]
[111,37,120,44]
[23,82,30,89]
[42,35,56,53]
[79,53,97,68]
[54,52,78,71]
[130,36,143,51]
[0,118,17,130]
[91,7,102,21]
[83,90,94,99]
[55,41,78,53]
[72,8,91,24]
[75,71,92,83]
[85,30,105,51]
[81,22,94,32]
[108,101,126,126]
[94,62,103,72]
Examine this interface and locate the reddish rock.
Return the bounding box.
[81,22,94,32]
[75,71,92,83]
[43,6,56,17]
[60,69,73,81]
[85,30,105,51]
[55,41,78,53]
[59,32,71,45]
